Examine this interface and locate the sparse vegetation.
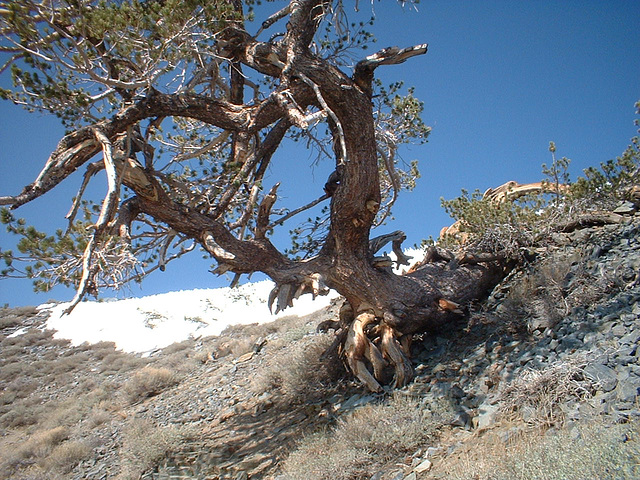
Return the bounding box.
[123,367,179,403]
[42,440,92,474]
[491,254,606,332]
[498,360,595,428]
[441,107,640,254]
[0,318,175,480]
[116,418,192,480]
[446,418,640,480]
[252,333,343,405]
[280,395,454,480]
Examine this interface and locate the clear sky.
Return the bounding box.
[1,1,639,307]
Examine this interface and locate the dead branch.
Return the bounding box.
[268,193,330,230]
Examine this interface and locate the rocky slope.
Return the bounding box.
[1,214,640,480]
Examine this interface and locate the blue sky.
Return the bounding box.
[1,1,639,306]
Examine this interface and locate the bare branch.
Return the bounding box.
[297,72,348,163]
[256,5,291,37]
[64,129,124,314]
[268,193,329,230]
[353,43,428,93]
[356,43,429,70]
[171,130,231,164]
[375,143,400,225]
[65,161,103,231]
[212,118,290,218]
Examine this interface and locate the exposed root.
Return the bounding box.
[344,311,384,393]
[380,323,414,388]
[334,300,419,392]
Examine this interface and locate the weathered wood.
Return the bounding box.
[2,1,505,391]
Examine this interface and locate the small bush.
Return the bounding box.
[498,360,594,428]
[86,341,118,360]
[41,441,91,473]
[279,395,452,480]
[0,404,40,428]
[86,408,112,428]
[252,334,342,405]
[440,186,547,258]
[116,418,190,480]
[1,426,70,472]
[498,256,574,330]
[99,352,146,374]
[123,367,178,403]
[447,418,640,480]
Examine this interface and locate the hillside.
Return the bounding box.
[1,214,640,480]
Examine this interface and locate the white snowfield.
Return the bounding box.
[41,280,339,354]
[39,247,425,354]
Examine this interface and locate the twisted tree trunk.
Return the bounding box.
[0,0,512,391]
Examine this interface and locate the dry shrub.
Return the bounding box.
[1,426,70,473]
[498,360,594,428]
[0,403,40,428]
[99,352,146,373]
[498,242,617,331]
[86,408,112,428]
[1,377,38,403]
[42,402,87,431]
[86,341,118,360]
[161,339,194,355]
[0,306,38,329]
[447,418,640,480]
[23,427,70,458]
[280,395,451,480]
[497,257,574,330]
[251,334,342,405]
[211,336,256,359]
[8,306,39,317]
[41,441,91,473]
[0,464,65,480]
[123,367,178,403]
[116,418,190,480]
[158,341,205,373]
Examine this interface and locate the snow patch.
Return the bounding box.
[42,280,339,353]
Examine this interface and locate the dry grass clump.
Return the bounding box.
[0,403,42,429]
[40,440,91,473]
[489,251,610,336]
[210,335,257,359]
[21,426,70,457]
[116,418,191,480]
[0,306,39,329]
[123,367,179,403]
[495,257,574,330]
[98,351,147,373]
[210,312,321,359]
[86,407,112,428]
[251,333,342,405]
[498,360,594,428]
[0,426,89,476]
[280,395,451,480]
[85,340,119,359]
[447,418,640,480]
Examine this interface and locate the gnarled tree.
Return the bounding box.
[0,0,508,391]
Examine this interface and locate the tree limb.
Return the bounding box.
[353,43,428,94]
[268,193,330,230]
